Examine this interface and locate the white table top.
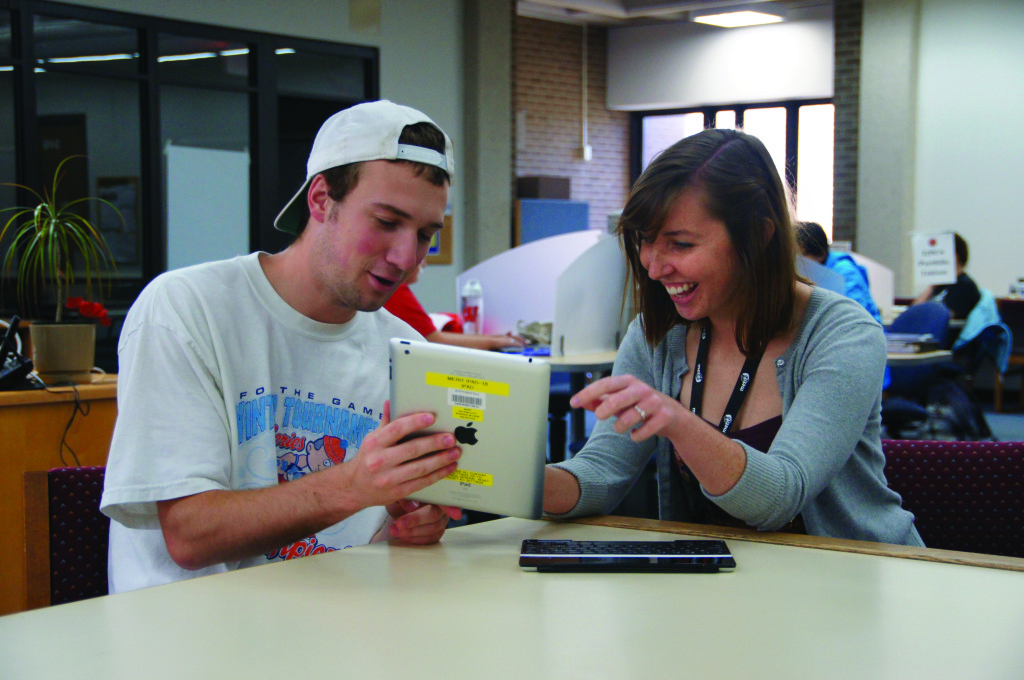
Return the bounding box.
[2,517,1023,680]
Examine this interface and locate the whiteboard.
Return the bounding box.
[165,143,250,270]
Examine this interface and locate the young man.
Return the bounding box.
[795,221,881,323]
[101,101,463,593]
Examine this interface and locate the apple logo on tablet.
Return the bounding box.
[454,423,479,446]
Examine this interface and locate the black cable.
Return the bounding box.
[46,381,86,467]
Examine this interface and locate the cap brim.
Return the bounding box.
[273,178,312,234]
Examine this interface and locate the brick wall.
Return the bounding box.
[833,0,863,245]
[513,17,631,232]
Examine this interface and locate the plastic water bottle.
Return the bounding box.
[460,279,483,334]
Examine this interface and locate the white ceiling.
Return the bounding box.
[517,0,834,26]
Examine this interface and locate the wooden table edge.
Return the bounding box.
[560,515,1024,573]
[0,377,117,407]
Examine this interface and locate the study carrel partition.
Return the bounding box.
[455,230,628,358]
[456,231,628,461]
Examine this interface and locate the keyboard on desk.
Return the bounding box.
[519,539,736,573]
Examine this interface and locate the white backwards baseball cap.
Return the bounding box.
[274,100,454,234]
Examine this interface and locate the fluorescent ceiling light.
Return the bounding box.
[45,53,136,63]
[0,66,13,72]
[693,9,784,28]
[219,48,249,57]
[158,51,217,63]
[275,48,296,55]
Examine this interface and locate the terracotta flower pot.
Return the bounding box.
[29,322,96,385]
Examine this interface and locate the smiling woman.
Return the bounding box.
[543,128,924,548]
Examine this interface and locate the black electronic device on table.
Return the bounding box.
[0,316,38,391]
[519,538,736,573]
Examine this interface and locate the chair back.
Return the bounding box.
[887,301,952,399]
[888,300,951,343]
[23,466,109,609]
[882,440,1024,557]
[955,322,1013,375]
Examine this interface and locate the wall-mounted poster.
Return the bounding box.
[97,177,139,265]
[426,214,453,265]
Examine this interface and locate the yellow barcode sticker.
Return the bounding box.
[445,469,493,487]
[427,372,509,396]
[453,406,484,421]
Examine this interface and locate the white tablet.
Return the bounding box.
[388,338,551,519]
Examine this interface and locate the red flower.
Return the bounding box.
[79,301,102,318]
[64,297,111,325]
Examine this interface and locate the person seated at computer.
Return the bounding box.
[385,262,525,351]
[542,128,923,546]
[910,232,980,320]
[796,221,891,391]
[795,221,881,324]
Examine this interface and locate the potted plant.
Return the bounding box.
[1,155,120,384]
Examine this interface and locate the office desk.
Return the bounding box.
[546,351,616,462]
[546,350,617,373]
[3,515,1023,680]
[885,305,965,330]
[0,375,117,616]
[886,349,953,367]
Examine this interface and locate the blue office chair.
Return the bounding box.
[952,289,1013,412]
[882,301,952,438]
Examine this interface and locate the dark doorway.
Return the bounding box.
[266,97,356,253]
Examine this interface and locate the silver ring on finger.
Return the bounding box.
[634,405,646,423]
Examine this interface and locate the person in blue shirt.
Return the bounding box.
[796,221,882,324]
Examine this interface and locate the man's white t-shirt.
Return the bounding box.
[100,253,421,593]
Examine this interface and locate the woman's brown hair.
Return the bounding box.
[618,128,801,357]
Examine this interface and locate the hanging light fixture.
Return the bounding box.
[691,3,786,28]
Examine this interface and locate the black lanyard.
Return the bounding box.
[688,323,763,435]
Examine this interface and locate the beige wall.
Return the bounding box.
[860,0,1024,296]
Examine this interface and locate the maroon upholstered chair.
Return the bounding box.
[23,466,109,609]
[882,440,1024,557]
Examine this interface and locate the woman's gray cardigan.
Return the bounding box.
[551,287,923,546]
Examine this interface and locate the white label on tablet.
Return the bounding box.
[449,389,485,410]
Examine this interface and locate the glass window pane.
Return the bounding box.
[796,104,835,238]
[33,15,138,75]
[0,71,13,192]
[641,112,703,172]
[36,71,142,280]
[275,48,366,100]
[161,85,250,270]
[0,9,12,63]
[158,34,250,88]
[0,21,15,293]
[741,107,787,181]
[715,110,736,130]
